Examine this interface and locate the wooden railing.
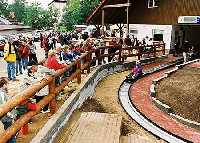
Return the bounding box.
[0,43,165,143]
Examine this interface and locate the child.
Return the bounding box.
[126,60,143,83]
[131,60,143,80]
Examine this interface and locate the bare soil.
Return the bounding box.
[54,72,163,143]
[156,67,200,123]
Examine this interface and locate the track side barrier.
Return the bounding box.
[0,43,166,143]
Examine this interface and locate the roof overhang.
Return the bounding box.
[103,3,131,9]
[48,0,67,6]
[86,0,130,25]
[0,25,32,32]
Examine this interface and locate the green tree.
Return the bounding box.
[61,0,100,31]
[0,0,9,17]
[23,3,59,29]
[79,0,100,24]
[8,0,26,22]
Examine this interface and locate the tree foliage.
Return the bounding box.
[8,0,26,22]
[0,0,9,17]
[0,0,59,30]
[61,0,100,31]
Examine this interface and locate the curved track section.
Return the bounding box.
[119,81,186,143]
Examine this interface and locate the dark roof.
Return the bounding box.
[0,25,31,31]
[48,0,67,6]
[86,0,128,24]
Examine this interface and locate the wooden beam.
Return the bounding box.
[102,9,105,36]
[103,3,131,9]
[127,0,130,35]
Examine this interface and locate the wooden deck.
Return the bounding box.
[120,135,151,143]
[66,112,122,143]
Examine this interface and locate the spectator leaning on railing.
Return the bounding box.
[21,60,56,114]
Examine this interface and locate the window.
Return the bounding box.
[148,0,159,8]
[152,29,164,41]
[130,30,138,34]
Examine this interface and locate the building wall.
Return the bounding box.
[129,24,172,50]
[89,0,200,25]
[129,0,200,25]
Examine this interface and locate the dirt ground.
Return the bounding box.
[54,72,163,143]
[156,67,200,123]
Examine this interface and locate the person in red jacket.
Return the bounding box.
[19,41,30,71]
[46,50,66,71]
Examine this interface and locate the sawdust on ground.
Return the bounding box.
[157,67,200,124]
[54,72,164,143]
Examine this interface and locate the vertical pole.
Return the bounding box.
[138,46,141,60]
[49,77,57,115]
[127,0,130,35]
[77,59,81,84]
[163,43,166,55]
[102,9,105,37]
[153,45,156,57]
[87,51,91,74]
[118,45,122,62]
[120,23,123,38]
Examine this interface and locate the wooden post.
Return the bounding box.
[127,0,130,35]
[117,23,124,38]
[87,52,91,74]
[163,43,166,55]
[153,45,156,57]
[49,77,57,115]
[102,9,105,36]
[118,45,122,62]
[77,59,81,84]
[138,46,141,60]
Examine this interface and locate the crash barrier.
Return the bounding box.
[0,43,165,143]
[32,55,169,143]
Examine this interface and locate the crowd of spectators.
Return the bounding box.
[0,29,162,142]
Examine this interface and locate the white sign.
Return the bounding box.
[178,16,200,24]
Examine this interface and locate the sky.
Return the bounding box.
[8,0,53,9]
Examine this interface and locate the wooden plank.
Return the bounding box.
[103,3,131,9]
[67,112,122,143]
[120,135,151,143]
[120,134,151,143]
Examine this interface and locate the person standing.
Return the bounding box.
[13,40,23,75]
[182,41,190,63]
[20,41,30,71]
[4,39,17,81]
[28,39,38,63]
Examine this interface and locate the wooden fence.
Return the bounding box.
[0,43,165,143]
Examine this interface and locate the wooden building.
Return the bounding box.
[87,0,200,25]
[87,0,200,54]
